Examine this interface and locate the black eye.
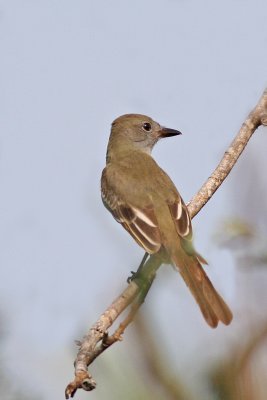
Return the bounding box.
[142,122,152,132]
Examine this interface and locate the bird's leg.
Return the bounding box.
[127,252,149,283]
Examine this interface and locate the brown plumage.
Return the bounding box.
[101,114,232,328]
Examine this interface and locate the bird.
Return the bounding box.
[101,114,233,328]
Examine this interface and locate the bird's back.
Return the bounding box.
[102,150,180,209]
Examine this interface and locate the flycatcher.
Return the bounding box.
[101,114,232,328]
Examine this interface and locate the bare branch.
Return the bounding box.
[65,253,162,398]
[65,88,267,398]
[187,88,267,219]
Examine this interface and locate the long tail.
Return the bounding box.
[171,251,233,328]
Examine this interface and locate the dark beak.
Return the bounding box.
[159,127,182,138]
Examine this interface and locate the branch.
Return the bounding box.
[65,253,163,398]
[65,88,267,398]
[187,88,267,218]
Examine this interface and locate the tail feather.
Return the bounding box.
[172,252,233,328]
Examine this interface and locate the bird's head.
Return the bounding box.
[107,114,181,160]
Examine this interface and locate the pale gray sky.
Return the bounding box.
[0,1,267,399]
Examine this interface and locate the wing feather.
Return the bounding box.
[168,197,192,240]
[101,170,161,253]
[168,197,207,264]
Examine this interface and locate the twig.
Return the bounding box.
[65,88,267,398]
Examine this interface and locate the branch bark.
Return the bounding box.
[65,88,267,399]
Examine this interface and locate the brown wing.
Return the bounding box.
[168,197,207,264]
[101,169,162,254]
[168,196,192,240]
